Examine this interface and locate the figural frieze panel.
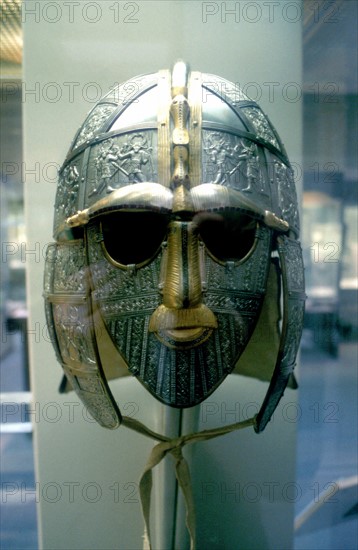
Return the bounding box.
[54,157,82,234]
[86,131,157,201]
[202,131,271,208]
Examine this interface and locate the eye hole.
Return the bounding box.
[100,212,168,268]
[194,211,257,263]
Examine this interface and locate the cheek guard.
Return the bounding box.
[44,62,305,433]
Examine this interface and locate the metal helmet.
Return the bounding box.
[44,61,305,433]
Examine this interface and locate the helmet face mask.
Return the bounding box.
[44,62,305,431]
[80,177,274,408]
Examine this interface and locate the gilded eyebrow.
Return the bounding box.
[191,184,289,232]
[64,182,173,231]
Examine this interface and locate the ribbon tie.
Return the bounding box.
[122,415,256,549]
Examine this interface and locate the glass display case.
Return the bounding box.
[1,1,357,549]
[302,191,343,355]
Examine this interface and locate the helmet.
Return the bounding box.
[44,61,305,433]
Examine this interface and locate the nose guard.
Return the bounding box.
[44,61,305,430]
[148,220,218,349]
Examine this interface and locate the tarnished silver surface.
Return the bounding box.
[74,103,118,148]
[275,159,300,235]
[202,131,268,197]
[44,241,121,428]
[70,74,158,151]
[202,74,251,105]
[44,61,305,430]
[54,158,82,235]
[241,106,280,150]
[86,131,157,199]
[255,236,305,432]
[86,222,271,406]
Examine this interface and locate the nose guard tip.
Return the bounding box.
[148,304,217,348]
[149,303,217,331]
